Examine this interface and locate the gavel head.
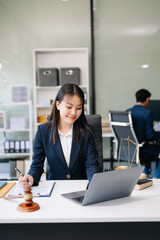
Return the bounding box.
[24,188,33,204]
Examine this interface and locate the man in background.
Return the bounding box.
[127,89,160,177]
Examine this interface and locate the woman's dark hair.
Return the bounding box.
[135,89,151,103]
[49,83,88,144]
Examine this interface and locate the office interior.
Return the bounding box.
[0,0,160,179]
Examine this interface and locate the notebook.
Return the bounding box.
[61,166,144,206]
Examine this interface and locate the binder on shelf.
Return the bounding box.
[20,140,25,153]
[25,140,30,153]
[15,140,20,153]
[4,141,10,153]
[9,140,15,153]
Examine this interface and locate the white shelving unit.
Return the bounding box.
[0,101,33,162]
[33,48,90,133]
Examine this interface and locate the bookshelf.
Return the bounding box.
[0,101,33,178]
[33,48,90,133]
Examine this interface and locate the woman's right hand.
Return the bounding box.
[18,174,34,190]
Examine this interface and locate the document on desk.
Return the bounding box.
[8,181,55,197]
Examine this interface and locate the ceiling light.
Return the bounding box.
[141,64,149,69]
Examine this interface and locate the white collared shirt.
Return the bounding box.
[58,127,73,168]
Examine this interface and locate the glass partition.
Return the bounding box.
[0,0,91,104]
[93,0,160,118]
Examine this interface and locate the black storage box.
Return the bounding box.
[37,68,59,86]
[60,67,80,85]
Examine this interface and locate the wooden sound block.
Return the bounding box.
[17,202,40,212]
[17,188,40,212]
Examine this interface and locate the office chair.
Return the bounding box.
[108,111,142,168]
[108,111,160,177]
[86,114,103,171]
[46,114,103,179]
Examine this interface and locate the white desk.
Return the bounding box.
[1,179,160,240]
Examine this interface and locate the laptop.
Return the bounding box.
[61,166,144,206]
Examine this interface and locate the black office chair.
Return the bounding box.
[108,111,142,168]
[46,114,103,179]
[86,114,103,171]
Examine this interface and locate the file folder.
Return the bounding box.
[0,182,16,198]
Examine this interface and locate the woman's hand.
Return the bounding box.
[18,174,34,189]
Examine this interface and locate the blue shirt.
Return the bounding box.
[127,104,160,158]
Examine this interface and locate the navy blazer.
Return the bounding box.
[127,105,160,158]
[28,122,100,185]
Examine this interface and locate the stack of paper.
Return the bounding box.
[8,181,55,197]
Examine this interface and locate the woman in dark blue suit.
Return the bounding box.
[19,83,100,188]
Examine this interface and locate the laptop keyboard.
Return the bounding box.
[72,196,84,203]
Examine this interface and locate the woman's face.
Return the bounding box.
[56,94,83,126]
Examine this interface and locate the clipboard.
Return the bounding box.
[8,181,55,197]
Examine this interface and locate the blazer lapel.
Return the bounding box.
[69,135,83,171]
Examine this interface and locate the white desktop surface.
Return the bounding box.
[1,179,160,224]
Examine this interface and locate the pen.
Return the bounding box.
[15,167,31,184]
[15,167,24,177]
[3,195,24,200]
[3,194,40,200]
